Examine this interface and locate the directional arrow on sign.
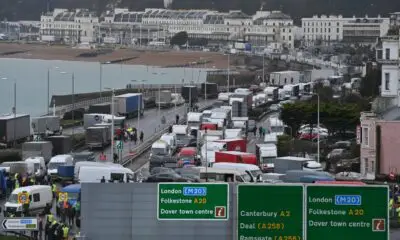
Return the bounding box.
[2,218,38,230]
[2,219,7,230]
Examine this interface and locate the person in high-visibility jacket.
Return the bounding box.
[52,183,57,199]
[390,198,394,210]
[62,224,69,240]
[396,206,400,223]
[14,173,20,189]
[29,176,35,185]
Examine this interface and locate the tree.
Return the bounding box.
[280,101,361,137]
[360,63,381,98]
[170,31,188,46]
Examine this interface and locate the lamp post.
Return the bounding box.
[313,93,320,163]
[105,87,115,162]
[227,53,230,92]
[99,61,111,98]
[47,66,60,114]
[1,76,16,146]
[60,71,75,138]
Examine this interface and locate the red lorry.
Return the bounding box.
[214,151,257,165]
[214,139,247,152]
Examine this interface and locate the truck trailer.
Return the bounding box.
[31,116,61,136]
[0,114,31,146]
[274,156,323,174]
[181,86,198,103]
[86,126,111,149]
[45,135,72,155]
[114,93,144,119]
[22,141,53,163]
[201,83,218,99]
[156,90,173,108]
[214,151,257,165]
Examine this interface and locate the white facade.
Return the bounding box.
[376,35,400,100]
[390,12,400,27]
[40,8,99,43]
[342,18,390,44]
[302,14,389,45]
[101,8,294,48]
[269,70,301,86]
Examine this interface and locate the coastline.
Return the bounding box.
[0,43,229,68]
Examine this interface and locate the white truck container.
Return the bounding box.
[157,90,172,108]
[0,114,31,146]
[256,143,277,172]
[84,114,105,129]
[269,71,301,86]
[86,126,111,149]
[187,112,203,130]
[274,156,323,174]
[266,117,285,135]
[31,116,61,135]
[264,87,279,102]
[218,92,233,102]
[22,141,53,163]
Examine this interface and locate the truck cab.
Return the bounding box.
[150,140,171,157]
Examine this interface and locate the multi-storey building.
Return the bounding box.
[390,12,400,27]
[42,8,294,48]
[301,14,389,46]
[343,18,390,44]
[40,8,99,43]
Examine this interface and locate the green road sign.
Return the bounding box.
[306,185,389,240]
[115,141,123,150]
[157,183,229,220]
[237,184,304,240]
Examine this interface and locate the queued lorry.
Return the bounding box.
[274,156,323,174]
[256,143,277,172]
[201,83,218,99]
[181,86,198,103]
[83,113,125,130]
[31,116,62,136]
[22,141,53,163]
[88,102,112,114]
[0,114,31,147]
[214,151,257,165]
[85,124,111,149]
[157,90,173,108]
[264,87,279,102]
[114,93,144,119]
[45,135,72,155]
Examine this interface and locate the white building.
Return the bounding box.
[343,18,390,44]
[40,8,99,43]
[390,12,400,27]
[101,8,294,49]
[269,70,302,86]
[301,14,389,45]
[376,35,400,100]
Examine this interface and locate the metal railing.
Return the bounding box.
[40,84,248,117]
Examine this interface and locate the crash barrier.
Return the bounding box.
[121,104,213,168]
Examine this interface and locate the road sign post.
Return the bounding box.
[116,141,123,150]
[237,184,304,240]
[157,183,229,220]
[2,218,38,231]
[306,185,389,240]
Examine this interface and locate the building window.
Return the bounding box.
[364,158,369,173]
[289,36,291,40]
[385,48,390,60]
[385,73,390,90]
[362,127,369,146]
[283,36,285,40]
[284,78,287,84]
[336,28,339,33]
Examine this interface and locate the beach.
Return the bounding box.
[0,43,230,68]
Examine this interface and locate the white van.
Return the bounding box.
[1,161,34,175]
[47,154,73,177]
[74,162,123,181]
[78,166,135,183]
[196,167,251,182]
[150,140,170,157]
[4,185,52,216]
[25,157,46,177]
[212,163,263,182]
[160,133,177,154]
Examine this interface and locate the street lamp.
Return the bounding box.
[99,61,111,98]
[227,53,230,92]
[1,76,16,146]
[313,93,320,163]
[59,71,75,137]
[105,87,115,162]
[47,66,60,114]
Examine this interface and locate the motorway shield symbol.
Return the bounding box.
[58,192,68,203]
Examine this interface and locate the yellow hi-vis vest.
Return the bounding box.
[396,206,400,217]
[390,198,394,210]
[63,226,69,238]
[47,214,54,222]
[52,184,57,192]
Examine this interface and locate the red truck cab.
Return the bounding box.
[177,147,198,167]
[200,123,218,131]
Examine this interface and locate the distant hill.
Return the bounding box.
[1,0,399,24]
